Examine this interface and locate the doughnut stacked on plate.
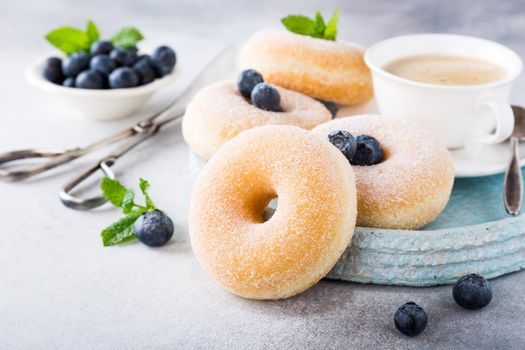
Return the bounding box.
[184,25,455,300]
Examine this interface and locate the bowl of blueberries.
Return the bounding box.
[26,21,178,120]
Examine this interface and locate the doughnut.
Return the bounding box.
[189,125,357,299]
[182,80,332,160]
[239,30,373,106]
[312,115,455,229]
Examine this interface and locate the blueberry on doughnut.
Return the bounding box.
[237,69,264,99]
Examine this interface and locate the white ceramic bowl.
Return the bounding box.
[25,54,179,121]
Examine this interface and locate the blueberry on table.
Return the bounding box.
[352,134,383,166]
[328,130,357,162]
[133,58,156,85]
[43,57,64,84]
[453,274,493,310]
[90,40,114,56]
[110,48,138,67]
[62,77,75,88]
[151,46,176,77]
[251,83,282,112]
[109,67,139,88]
[237,69,264,99]
[61,51,90,78]
[90,54,116,76]
[75,70,105,89]
[394,302,428,337]
[133,210,174,247]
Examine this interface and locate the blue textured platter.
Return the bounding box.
[328,171,525,286]
[190,153,525,286]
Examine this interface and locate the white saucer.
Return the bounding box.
[450,142,525,178]
[337,100,524,178]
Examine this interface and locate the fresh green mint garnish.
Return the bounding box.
[45,21,144,54]
[45,20,100,54]
[110,27,144,49]
[100,177,157,246]
[281,9,340,41]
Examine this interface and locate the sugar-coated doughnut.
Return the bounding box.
[312,115,455,229]
[182,80,332,160]
[189,125,357,300]
[240,30,373,106]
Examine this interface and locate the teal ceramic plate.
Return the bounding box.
[328,172,525,286]
[190,153,525,286]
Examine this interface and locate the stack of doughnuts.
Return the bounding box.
[185,21,455,301]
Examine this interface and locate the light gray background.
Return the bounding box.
[1,1,525,349]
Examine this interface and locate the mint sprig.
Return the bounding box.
[44,21,144,55]
[110,27,144,49]
[45,20,100,54]
[100,177,157,246]
[281,9,340,41]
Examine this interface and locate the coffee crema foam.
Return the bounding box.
[384,54,507,86]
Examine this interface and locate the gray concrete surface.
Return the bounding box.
[1,1,524,349]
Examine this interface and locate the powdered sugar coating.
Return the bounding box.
[239,30,373,105]
[182,80,331,160]
[312,114,455,229]
[189,125,357,300]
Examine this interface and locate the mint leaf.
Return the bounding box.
[281,9,340,41]
[100,177,128,207]
[281,15,321,38]
[314,11,326,37]
[45,27,90,54]
[121,190,135,214]
[111,27,143,48]
[139,178,156,210]
[86,20,100,44]
[101,212,142,246]
[324,9,340,41]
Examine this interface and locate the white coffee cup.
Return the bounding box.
[364,34,523,149]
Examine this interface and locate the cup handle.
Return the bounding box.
[473,96,514,144]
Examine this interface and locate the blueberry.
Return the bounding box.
[62,77,75,88]
[328,130,357,162]
[151,46,176,77]
[352,134,383,166]
[61,51,90,78]
[319,100,341,118]
[42,57,64,84]
[110,48,138,67]
[251,83,282,112]
[394,302,428,337]
[75,70,104,89]
[90,54,116,76]
[133,58,156,85]
[453,273,492,310]
[237,69,264,99]
[133,210,174,247]
[90,40,113,55]
[108,67,139,88]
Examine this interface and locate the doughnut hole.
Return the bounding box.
[262,197,278,222]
